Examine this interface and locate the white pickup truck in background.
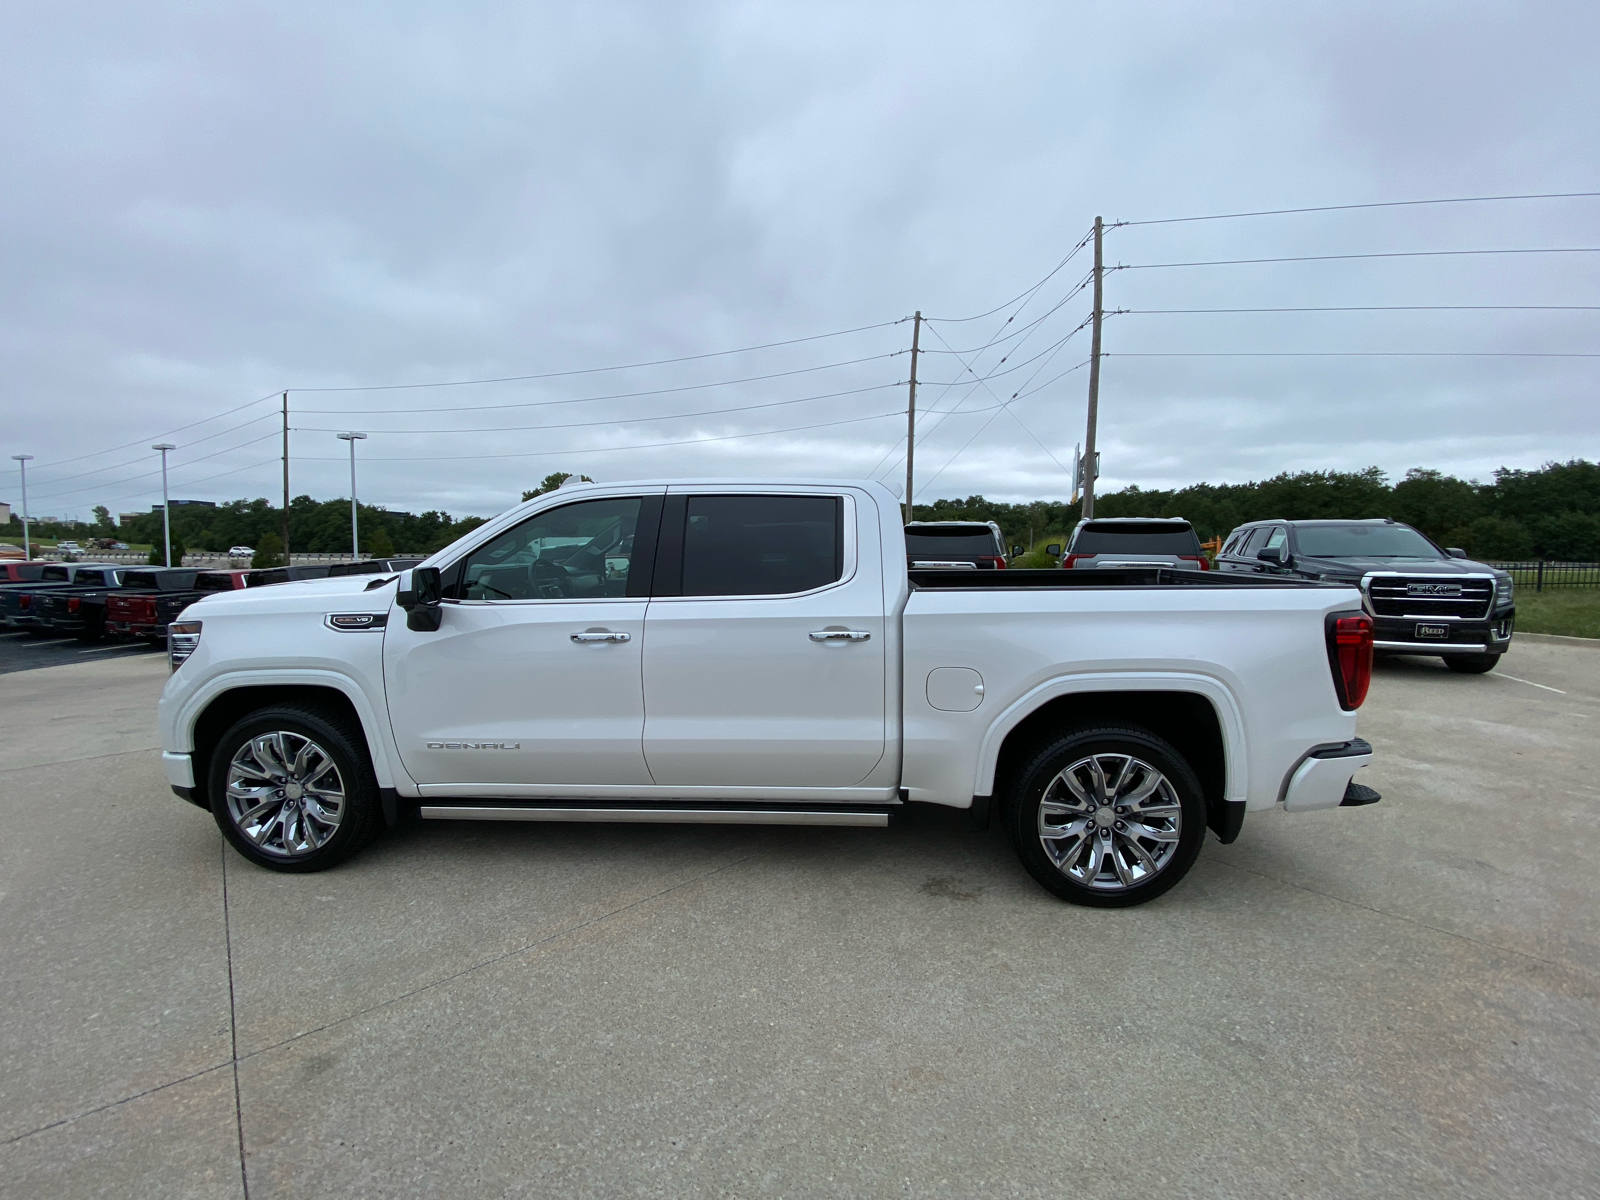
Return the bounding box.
[158,479,1379,907]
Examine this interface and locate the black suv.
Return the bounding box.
[1216,518,1514,673]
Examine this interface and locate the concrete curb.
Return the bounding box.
[1516,631,1600,646]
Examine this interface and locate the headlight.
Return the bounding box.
[169,621,202,671]
[1495,574,1514,607]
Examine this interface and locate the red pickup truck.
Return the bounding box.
[106,569,251,643]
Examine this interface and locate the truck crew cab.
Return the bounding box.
[159,480,1380,907]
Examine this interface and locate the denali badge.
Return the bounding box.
[426,741,522,750]
[1406,582,1461,597]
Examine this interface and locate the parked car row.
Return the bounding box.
[0,557,422,644]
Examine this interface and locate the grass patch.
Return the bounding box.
[1514,589,1600,639]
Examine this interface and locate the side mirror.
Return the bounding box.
[398,566,443,631]
[1446,547,1468,559]
[1012,545,1024,558]
[1257,545,1286,565]
[1045,544,1062,558]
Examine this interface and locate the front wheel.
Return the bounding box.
[207,704,382,872]
[1003,725,1208,907]
[1444,653,1501,674]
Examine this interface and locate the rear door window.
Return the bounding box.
[1070,523,1202,556]
[904,527,999,558]
[678,495,843,597]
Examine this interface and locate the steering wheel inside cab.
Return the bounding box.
[530,558,570,598]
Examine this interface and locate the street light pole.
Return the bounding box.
[10,455,33,560]
[336,432,367,558]
[152,443,175,567]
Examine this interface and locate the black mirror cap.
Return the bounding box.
[1012,545,1024,557]
[1257,546,1286,564]
[1045,544,1062,557]
[397,565,441,610]
[406,605,444,632]
[1446,547,1468,559]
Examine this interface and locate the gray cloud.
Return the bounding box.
[2,1,1596,521]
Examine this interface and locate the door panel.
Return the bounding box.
[641,492,886,788]
[383,492,659,788]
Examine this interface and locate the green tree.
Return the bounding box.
[149,536,186,566]
[251,532,285,569]
[1444,516,1533,560]
[522,472,593,501]
[364,527,395,558]
[92,505,114,534]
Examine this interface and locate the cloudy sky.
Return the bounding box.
[2,1,1595,522]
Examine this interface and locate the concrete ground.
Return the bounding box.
[1,638,1595,1198]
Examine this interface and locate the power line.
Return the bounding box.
[1121,190,1600,227]
[290,381,903,436]
[293,353,900,415]
[25,413,281,488]
[295,409,909,463]
[288,319,909,393]
[1106,351,1600,358]
[1121,248,1600,270]
[1123,305,1600,314]
[26,431,283,503]
[93,457,284,509]
[24,391,284,471]
[923,227,1095,323]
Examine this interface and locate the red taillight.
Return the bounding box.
[19,595,31,610]
[1328,613,1374,710]
[67,597,81,614]
[1060,554,1083,569]
[1180,555,1210,570]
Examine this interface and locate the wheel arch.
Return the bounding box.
[977,675,1246,843]
[182,674,399,808]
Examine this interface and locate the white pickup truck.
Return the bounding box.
[158,479,1379,907]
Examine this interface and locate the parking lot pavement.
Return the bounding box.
[0,628,164,676]
[1,640,1596,1197]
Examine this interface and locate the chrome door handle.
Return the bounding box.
[571,631,631,643]
[809,630,871,642]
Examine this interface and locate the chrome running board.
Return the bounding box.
[419,802,891,828]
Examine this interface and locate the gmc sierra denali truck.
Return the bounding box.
[159,480,1379,907]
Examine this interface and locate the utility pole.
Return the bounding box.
[10,455,32,560]
[152,443,175,566]
[337,432,367,558]
[903,311,921,525]
[281,392,291,566]
[1081,216,1104,519]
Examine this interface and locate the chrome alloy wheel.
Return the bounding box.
[1037,752,1183,891]
[224,731,346,858]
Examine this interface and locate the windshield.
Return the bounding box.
[1295,524,1442,559]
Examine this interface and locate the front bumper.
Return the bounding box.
[1372,610,1513,655]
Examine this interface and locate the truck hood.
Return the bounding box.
[185,572,399,615]
[1296,555,1503,580]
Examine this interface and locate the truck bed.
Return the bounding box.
[909,567,1334,590]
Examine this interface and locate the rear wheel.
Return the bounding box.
[208,704,382,872]
[1444,653,1500,674]
[1003,724,1207,908]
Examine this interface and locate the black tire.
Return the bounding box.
[208,703,382,872]
[1002,724,1207,908]
[1444,653,1501,674]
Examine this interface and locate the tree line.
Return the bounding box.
[915,459,1600,562]
[8,461,1597,563]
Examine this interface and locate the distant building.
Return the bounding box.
[152,500,217,511]
[118,512,144,527]
[0,502,10,524]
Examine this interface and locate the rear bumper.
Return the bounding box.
[106,620,166,641]
[1282,738,1375,812]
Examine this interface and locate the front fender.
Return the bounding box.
[161,667,410,793]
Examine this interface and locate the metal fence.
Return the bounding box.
[1486,561,1600,591]
[41,550,370,567]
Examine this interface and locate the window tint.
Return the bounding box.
[1221,530,1246,556]
[905,531,1000,557]
[681,495,842,596]
[454,497,644,601]
[1262,527,1288,552]
[1070,522,1201,556]
[1239,527,1269,556]
[1294,523,1443,559]
[42,566,69,581]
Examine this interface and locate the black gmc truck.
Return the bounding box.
[1216,518,1514,673]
